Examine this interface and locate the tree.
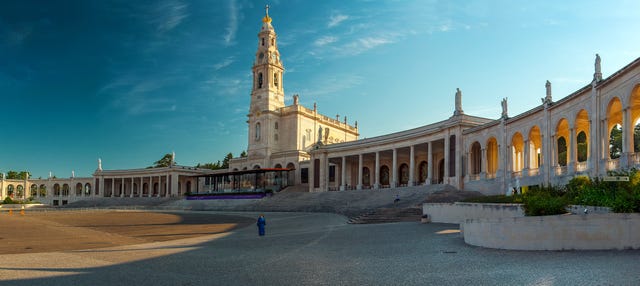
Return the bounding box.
[557,137,567,166]
[197,162,222,170]
[6,171,30,180]
[152,153,175,168]
[609,124,622,159]
[222,152,233,168]
[240,150,247,157]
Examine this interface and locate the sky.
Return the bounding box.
[1,0,639,179]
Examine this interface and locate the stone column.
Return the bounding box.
[523,139,530,175]
[481,148,487,179]
[340,156,346,191]
[309,158,315,192]
[357,154,363,190]
[409,146,415,186]
[568,128,576,174]
[624,107,633,168]
[444,135,450,182]
[98,177,104,197]
[374,151,380,189]
[121,177,125,197]
[111,178,115,197]
[171,173,179,197]
[391,149,397,188]
[427,142,433,184]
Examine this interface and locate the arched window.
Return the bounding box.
[255,123,261,141]
[557,137,568,166]
[274,72,278,87]
[275,122,278,129]
[577,131,588,162]
[261,38,265,46]
[258,73,263,88]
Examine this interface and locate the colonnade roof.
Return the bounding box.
[94,165,218,176]
[314,114,492,152]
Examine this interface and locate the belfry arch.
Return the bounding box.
[469,141,482,175]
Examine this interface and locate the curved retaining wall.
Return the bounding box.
[462,213,640,250]
[422,203,524,224]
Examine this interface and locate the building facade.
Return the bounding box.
[309,55,640,194]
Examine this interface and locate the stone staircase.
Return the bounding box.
[348,206,423,224]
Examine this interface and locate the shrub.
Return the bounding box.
[522,186,568,216]
[3,197,14,204]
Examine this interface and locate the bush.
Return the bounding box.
[522,186,568,216]
[2,197,14,204]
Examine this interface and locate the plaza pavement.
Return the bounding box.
[1,211,639,285]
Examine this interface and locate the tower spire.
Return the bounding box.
[263,4,272,23]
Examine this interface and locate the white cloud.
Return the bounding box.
[224,0,239,46]
[213,57,235,70]
[342,37,393,55]
[328,14,349,28]
[314,36,338,47]
[155,0,189,33]
[294,74,364,98]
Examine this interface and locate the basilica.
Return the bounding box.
[2,8,640,204]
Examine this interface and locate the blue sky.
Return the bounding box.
[1,0,639,179]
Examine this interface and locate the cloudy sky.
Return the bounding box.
[1,0,639,178]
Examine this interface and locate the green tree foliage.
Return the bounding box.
[152,153,174,168]
[609,124,622,159]
[197,152,235,170]
[240,150,247,157]
[5,171,30,180]
[577,131,588,162]
[557,137,567,166]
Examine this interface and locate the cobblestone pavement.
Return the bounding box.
[1,211,639,286]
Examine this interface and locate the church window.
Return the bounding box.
[258,73,263,88]
[271,38,274,46]
[274,122,278,129]
[274,73,278,87]
[255,123,261,141]
[261,38,265,46]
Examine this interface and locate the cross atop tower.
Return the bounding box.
[265,4,269,16]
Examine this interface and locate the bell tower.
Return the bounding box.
[247,5,285,162]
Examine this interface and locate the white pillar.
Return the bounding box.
[409,146,415,186]
[111,178,115,197]
[374,151,380,189]
[568,128,576,174]
[357,154,363,190]
[481,148,487,179]
[523,140,530,173]
[427,142,433,184]
[444,135,450,182]
[340,156,346,191]
[391,149,397,188]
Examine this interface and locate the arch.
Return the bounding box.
[30,184,37,197]
[398,163,409,186]
[556,118,570,166]
[62,184,70,196]
[631,85,640,152]
[274,163,282,168]
[7,184,14,197]
[255,122,261,141]
[469,141,481,175]
[84,183,91,196]
[418,161,428,183]
[53,183,61,196]
[286,162,296,185]
[528,126,542,169]
[75,183,83,196]
[380,165,390,186]
[511,132,524,172]
[16,185,23,197]
[607,97,623,159]
[258,72,263,88]
[39,184,47,197]
[362,167,371,186]
[575,109,590,164]
[486,137,499,177]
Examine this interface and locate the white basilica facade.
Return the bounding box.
[2,8,640,204]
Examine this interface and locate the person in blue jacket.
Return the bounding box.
[257,214,266,236]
